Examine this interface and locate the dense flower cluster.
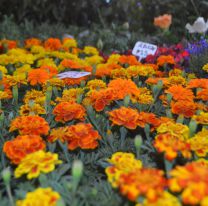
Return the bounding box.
[0,36,207,206]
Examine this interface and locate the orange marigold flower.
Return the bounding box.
[28,69,50,85]
[187,79,208,89]
[154,14,172,29]
[157,55,175,67]
[95,63,121,77]
[108,78,140,100]
[39,65,58,78]
[9,115,50,135]
[53,101,86,123]
[44,38,62,51]
[48,127,68,143]
[3,135,45,164]
[60,59,82,69]
[118,168,166,202]
[169,161,208,205]
[89,88,114,112]
[165,85,194,101]
[137,112,161,129]
[171,100,197,118]
[154,133,191,161]
[108,107,139,130]
[145,77,168,86]
[65,123,101,150]
[196,89,208,101]
[25,38,42,48]
[63,76,87,86]
[118,55,140,66]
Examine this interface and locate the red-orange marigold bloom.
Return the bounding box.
[61,59,82,69]
[44,38,62,51]
[48,127,68,143]
[187,79,208,89]
[28,69,50,85]
[63,76,87,86]
[108,107,139,129]
[154,133,191,161]
[165,85,194,101]
[39,65,58,78]
[89,88,114,112]
[137,112,161,129]
[53,102,86,123]
[3,135,45,164]
[169,161,208,205]
[95,63,121,77]
[9,115,50,135]
[171,100,197,118]
[108,78,140,100]
[65,123,101,150]
[24,38,42,48]
[118,55,140,66]
[118,168,166,202]
[196,89,208,101]
[157,55,175,67]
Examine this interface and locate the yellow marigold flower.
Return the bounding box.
[23,90,46,105]
[42,78,65,91]
[63,38,77,48]
[126,65,140,78]
[86,79,106,90]
[0,90,11,100]
[189,129,208,157]
[13,64,32,76]
[107,54,121,64]
[106,152,142,188]
[187,73,196,79]
[138,191,181,206]
[157,122,189,140]
[85,55,104,65]
[131,87,153,105]
[31,45,45,54]
[16,187,60,206]
[169,68,183,76]
[202,63,208,72]
[193,112,208,125]
[0,65,7,74]
[6,74,27,86]
[130,65,155,77]
[37,58,57,68]
[56,88,84,103]
[167,76,186,86]
[15,150,62,179]
[111,68,129,79]
[19,103,46,116]
[83,46,99,55]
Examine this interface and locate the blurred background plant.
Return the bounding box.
[0,0,207,51]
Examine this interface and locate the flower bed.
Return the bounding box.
[0,37,208,206]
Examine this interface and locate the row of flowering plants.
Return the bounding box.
[0,37,207,206]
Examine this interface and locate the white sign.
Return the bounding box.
[57,71,91,79]
[132,41,157,61]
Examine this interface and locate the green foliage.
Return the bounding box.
[0,0,207,38]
